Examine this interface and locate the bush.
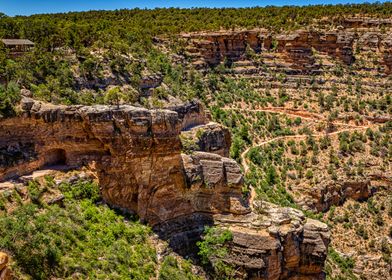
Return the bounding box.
[355,224,368,239]
[197,226,235,279]
[305,169,314,179]
[0,81,21,118]
[327,247,356,279]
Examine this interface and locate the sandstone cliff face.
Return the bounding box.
[181,29,271,67]
[298,180,374,212]
[180,26,392,74]
[166,99,210,130]
[0,99,330,278]
[380,35,392,73]
[214,201,330,280]
[0,98,247,226]
[182,152,248,215]
[277,30,355,68]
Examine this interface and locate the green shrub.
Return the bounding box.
[355,224,368,239]
[0,81,20,118]
[197,226,235,279]
[327,247,356,279]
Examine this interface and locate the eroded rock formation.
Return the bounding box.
[181,29,271,67]
[0,98,247,224]
[180,122,231,157]
[0,99,330,278]
[214,201,330,279]
[179,26,392,74]
[299,180,374,212]
[276,30,355,68]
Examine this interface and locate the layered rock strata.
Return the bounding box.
[181,29,271,67]
[276,30,355,68]
[298,180,375,212]
[0,98,248,226]
[179,26,392,74]
[166,99,209,130]
[157,202,330,280]
[214,201,330,280]
[0,99,330,278]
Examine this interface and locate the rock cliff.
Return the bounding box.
[179,26,392,74]
[276,30,355,69]
[1,98,246,226]
[181,29,271,67]
[301,180,374,212]
[214,202,330,280]
[0,99,330,278]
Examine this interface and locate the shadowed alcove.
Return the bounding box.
[44,149,67,166]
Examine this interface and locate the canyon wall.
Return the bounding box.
[0,98,248,225]
[0,98,330,279]
[181,29,271,67]
[180,25,392,74]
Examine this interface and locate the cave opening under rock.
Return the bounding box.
[44,149,67,167]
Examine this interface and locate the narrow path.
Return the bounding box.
[224,107,370,129]
[235,106,374,208]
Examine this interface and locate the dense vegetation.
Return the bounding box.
[0,178,157,279]
[1,2,392,114]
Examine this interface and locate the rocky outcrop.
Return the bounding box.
[162,202,330,280]
[180,122,231,157]
[0,99,330,278]
[276,30,355,68]
[166,99,209,130]
[182,152,248,215]
[181,29,356,71]
[340,17,392,28]
[181,29,271,66]
[214,202,330,279]
[0,253,11,280]
[140,74,163,90]
[179,27,392,74]
[380,35,392,73]
[300,180,374,212]
[0,98,243,225]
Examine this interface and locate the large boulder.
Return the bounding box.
[180,122,231,157]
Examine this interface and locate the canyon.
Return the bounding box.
[0,98,330,279]
[0,8,391,279]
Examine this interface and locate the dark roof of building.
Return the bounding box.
[1,39,35,46]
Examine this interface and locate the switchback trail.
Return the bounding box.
[224,107,370,129]
[233,106,376,208]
